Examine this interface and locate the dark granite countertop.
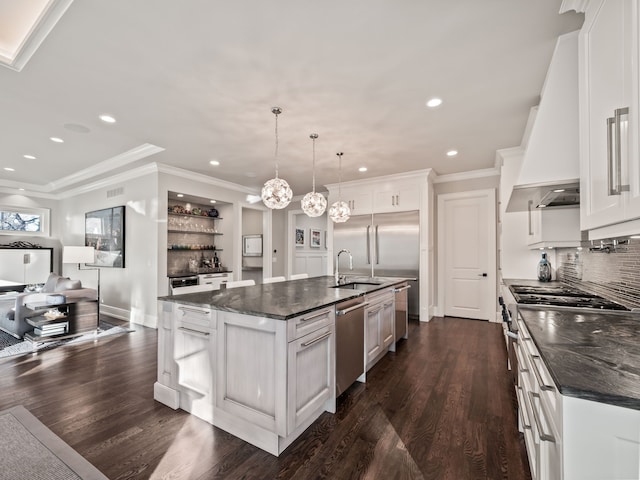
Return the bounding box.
[518,306,640,411]
[159,275,411,320]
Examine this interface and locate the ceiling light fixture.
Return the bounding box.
[209,160,220,166]
[329,152,351,223]
[210,200,217,204]
[358,167,367,172]
[301,133,327,217]
[261,107,292,209]
[23,154,36,160]
[446,150,458,157]
[99,114,116,123]
[4,167,15,172]
[177,194,184,198]
[50,137,64,143]
[426,98,442,108]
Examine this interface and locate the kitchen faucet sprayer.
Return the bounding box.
[335,249,353,284]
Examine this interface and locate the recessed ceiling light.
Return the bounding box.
[553,189,566,193]
[23,154,36,160]
[210,200,217,204]
[4,167,15,172]
[631,235,640,239]
[50,137,64,143]
[426,98,442,108]
[99,114,116,124]
[176,194,184,198]
[18,188,24,191]
[446,150,458,157]
[358,167,367,172]
[209,160,220,166]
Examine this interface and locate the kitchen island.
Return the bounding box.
[514,304,640,480]
[154,275,408,456]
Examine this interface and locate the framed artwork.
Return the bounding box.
[85,206,125,268]
[310,229,321,248]
[295,228,304,246]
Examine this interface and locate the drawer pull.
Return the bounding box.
[530,355,555,391]
[300,310,330,323]
[179,306,211,316]
[528,392,556,443]
[177,326,210,338]
[516,387,531,430]
[301,331,331,348]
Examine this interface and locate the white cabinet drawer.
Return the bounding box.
[287,307,334,341]
[176,304,213,329]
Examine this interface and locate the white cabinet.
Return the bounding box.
[341,188,373,215]
[364,289,395,369]
[373,185,420,213]
[287,323,333,432]
[327,174,424,215]
[0,249,52,284]
[516,314,640,479]
[579,0,640,234]
[527,207,581,249]
[174,304,216,423]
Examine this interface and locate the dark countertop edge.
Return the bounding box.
[518,306,640,411]
[162,294,366,320]
[158,276,409,320]
[168,271,232,278]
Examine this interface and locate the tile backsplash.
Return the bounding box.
[556,241,640,309]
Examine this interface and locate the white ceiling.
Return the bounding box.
[0,1,583,196]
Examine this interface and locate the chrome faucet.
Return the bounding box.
[335,249,353,284]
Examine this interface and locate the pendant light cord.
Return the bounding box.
[312,134,317,193]
[274,110,279,179]
[337,152,343,201]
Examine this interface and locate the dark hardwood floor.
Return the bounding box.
[0,316,531,480]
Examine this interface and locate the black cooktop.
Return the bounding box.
[509,284,629,311]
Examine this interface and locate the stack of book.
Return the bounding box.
[34,321,69,337]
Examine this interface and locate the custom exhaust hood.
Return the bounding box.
[506,31,580,213]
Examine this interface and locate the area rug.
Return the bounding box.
[0,320,134,359]
[0,405,108,480]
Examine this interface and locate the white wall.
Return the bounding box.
[58,168,159,327]
[290,208,328,278]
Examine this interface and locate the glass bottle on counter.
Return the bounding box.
[537,252,551,282]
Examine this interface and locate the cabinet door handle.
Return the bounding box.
[352,200,355,210]
[366,225,371,264]
[391,195,395,206]
[393,285,411,293]
[530,355,555,391]
[528,392,556,443]
[395,194,399,206]
[615,107,630,194]
[177,326,210,338]
[301,331,331,348]
[374,225,379,265]
[527,200,533,235]
[336,302,369,316]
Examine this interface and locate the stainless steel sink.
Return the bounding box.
[331,282,381,290]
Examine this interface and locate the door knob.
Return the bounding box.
[478,273,488,277]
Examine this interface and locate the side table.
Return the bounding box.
[24,297,99,347]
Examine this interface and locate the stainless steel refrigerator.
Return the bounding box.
[333,210,419,317]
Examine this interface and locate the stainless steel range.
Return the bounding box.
[509,284,629,311]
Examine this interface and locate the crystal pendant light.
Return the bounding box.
[261,107,293,209]
[301,133,327,217]
[329,152,351,223]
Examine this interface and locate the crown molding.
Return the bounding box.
[156,163,260,195]
[56,162,160,199]
[324,168,433,190]
[559,0,589,14]
[495,146,524,168]
[48,143,164,193]
[0,0,75,72]
[432,167,500,184]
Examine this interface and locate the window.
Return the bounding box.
[0,206,50,236]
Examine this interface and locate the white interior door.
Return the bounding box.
[438,190,496,320]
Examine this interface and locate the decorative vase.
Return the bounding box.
[537,252,552,282]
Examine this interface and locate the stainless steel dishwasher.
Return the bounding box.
[335,296,368,396]
[394,283,411,341]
